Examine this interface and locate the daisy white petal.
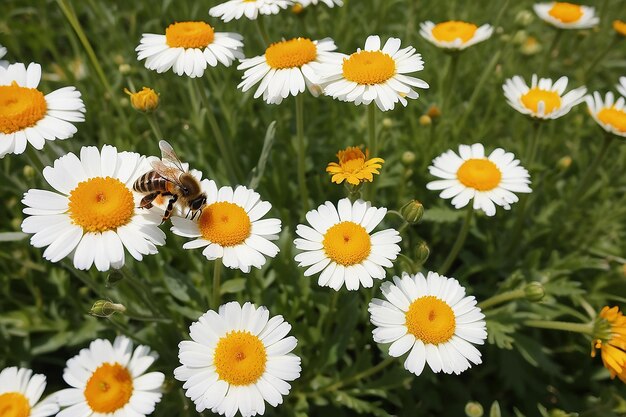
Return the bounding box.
[419,21,493,50]
[585,91,626,138]
[0,367,59,417]
[210,0,293,22]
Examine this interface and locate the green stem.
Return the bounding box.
[441,53,460,114]
[368,104,377,156]
[478,289,526,310]
[146,113,163,140]
[570,134,613,204]
[583,38,617,81]
[540,29,562,74]
[526,121,543,167]
[120,266,164,318]
[295,94,310,213]
[439,205,474,275]
[397,222,409,234]
[524,320,593,334]
[212,258,222,309]
[317,357,395,394]
[256,16,271,46]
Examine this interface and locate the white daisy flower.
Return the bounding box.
[136,21,244,78]
[419,21,493,50]
[369,271,487,376]
[294,198,401,291]
[210,0,293,22]
[321,35,429,111]
[0,367,59,417]
[426,143,532,217]
[0,62,85,158]
[21,145,166,272]
[617,76,626,98]
[533,2,598,29]
[503,74,587,119]
[585,91,626,138]
[237,37,339,104]
[297,0,343,7]
[56,336,165,417]
[171,180,281,273]
[175,301,301,417]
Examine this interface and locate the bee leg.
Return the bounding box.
[185,208,193,219]
[161,194,179,223]
[139,192,160,209]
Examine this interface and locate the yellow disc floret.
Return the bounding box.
[520,88,562,114]
[0,81,47,134]
[457,159,502,191]
[0,392,31,417]
[405,296,456,345]
[597,107,626,133]
[214,331,267,386]
[166,21,215,49]
[265,38,317,69]
[199,201,251,246]
[323,221,371,266]
[431,21,478,43]
[548,2,583,23]
[68,177,135,233]
[342,50,396,85]
[84,363,134,413]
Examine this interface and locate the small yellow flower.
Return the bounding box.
[124,87,159,112]
[592,306,626,383]
[614,20,626,37]
[292,3,305,14]
[326,146,384,185]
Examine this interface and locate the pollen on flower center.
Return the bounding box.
[214,331,267,386]
[166,21,215,49]
[84,363,133,413]
[431,21,478,43]
[457,159,502,191]
[199,201,251,246]
[342,50,396,85]
[0,392,31,417]
[597,107,626,133]
[0,81,47,134]
[265,38,317,69]
[548,2,583,23]
[405,296,456,345]
[68,177,135,233]
[323,221,371,266]
[520,88,561,114]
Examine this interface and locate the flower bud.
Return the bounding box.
[415,240,430,265]
[520,36,542,56]
[557,156,572,171]
[400,200,424,224]
[22,165,35,179]
[90,300,126,318]
[382,117,393,128]
[515,10,534,27]
[292,3,305,14]
[427,105,441,119]
[419,115,432,126]
[124,87,159,112]
[106,271,124,286]
[524,282,545,302]
[401,151,416,166]
[119,63,132,75]
[489,402,502,417]
[465,402,484,417]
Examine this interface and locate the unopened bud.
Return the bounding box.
[512,30,528,45]
[489,401,502,417]
[124,87,159,112]
[465,402,484,417]
[557,156,572,171]
[382,117,393,128]
[419,115,432,126]
[415,240,430,265]
[400,200,424,224]
[23,165,35,179]
[119,63,132,75]
[292,3,305,14]
[524,282,545,302]
[515,10,534,27]
[401,151,416,166]
[427,105,441,119]
[520,36,542,56]
[90,300,126,318]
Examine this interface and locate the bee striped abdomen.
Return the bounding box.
[133,171,169,193]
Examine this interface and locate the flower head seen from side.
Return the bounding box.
[533,2,598,29]
[56,336,165,417]
[0,367,59,417]
[175,301,301,417]
[294,198,401,291]
[503,75,587,119]
[321,35,429,111]
[419,21,493,50]
[326,146,384,185]
[238,37,338,104]
[124,87,159,112]
[210,0,293,22]
[296,0,343,7]
[592,306,626,383]
[136,22,244,78]
[426,143,532,216]
[614,20,626,37]
[369,271,487,376]
[586,91,626,138]
[171,180,281,273]
[21,145,166,271]
[0,62,85,158]
[617,76,626,98]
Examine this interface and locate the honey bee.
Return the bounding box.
[134,140,207,222]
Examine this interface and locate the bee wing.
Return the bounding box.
[159,140,186,172]
[151,160,184,187]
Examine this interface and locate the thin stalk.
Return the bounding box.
[583,38,617,81]
[316,357,395,394]
[478,288,526,310]
[120,266,163,318]
[365,105,378,201]
[439,205,474,275]
[525,121,543,166]
[540,29,562,74]
[524,320,593,334]
[441,53,460,114]
[212,259,222,309]
[295,94,310,213]
[256,16,271,46]
[26,146,47,174]
[569,134,613,204]
[146,113,163,140]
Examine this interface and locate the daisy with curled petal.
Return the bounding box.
[0,62,85,158]
[210,0,293,22]
[56,336,164,417]
[294,198,401,291]
[297,0,343,8]
[533,2,598,29]
[0,367,59,417]
[21,145,166,272]
[321,35,429,112]
[175,301,301,417]
[419,21,493,50]
[617,76,626,98]
[586,91,626,138]
[326,146,384,185]
[136,22,244,78]
[238,37,339,104]
[171,179,281,273]
[503,74,587,120]
[368,271,487,376]
[426,143,532,217]
[592,306,626,383]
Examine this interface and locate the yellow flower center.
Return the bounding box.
[431,21,478,43]
[214,331,267,386]
[0,81,47,134]
[338,147,368,173]
[84,363,133,413]
[520,88,562,114]
[265,38,317,69]
[68,177,135,233]
[597,107,626,133]
[548,2,583,23]
[342,50,396,85]
[165,22,215,49]
[405,296,456,345]
[613,20,626,37]
[198,201,251,246]
[457,159,502,191]
[0,392,31,417]
[323,221,371,266]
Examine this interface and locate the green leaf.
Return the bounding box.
[220,278,246,294]
[0,232,28,242]
[422,206,464,223]
[162,274,191,302]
